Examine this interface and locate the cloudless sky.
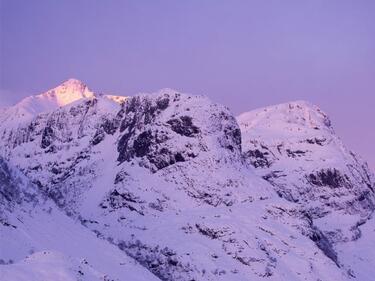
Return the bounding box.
[0,0,374,170]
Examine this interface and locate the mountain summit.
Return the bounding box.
[43,78,94,106]
[0,79,127,129]
[237,100,333,137]
[0,79,93,125]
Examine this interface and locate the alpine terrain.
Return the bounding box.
[1,79,374,281]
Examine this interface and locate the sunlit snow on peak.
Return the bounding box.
[0,79,129,128]
[42,78,94,107]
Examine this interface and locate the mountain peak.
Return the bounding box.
[0,79,95,126]
[59,78,87,89]
[47,78,94,106]
[237,100,333,137]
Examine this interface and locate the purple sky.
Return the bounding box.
[1,0,374,170]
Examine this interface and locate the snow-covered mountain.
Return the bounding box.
[1,80,374,281]
[238,101,374,223]
[238,101,375,279]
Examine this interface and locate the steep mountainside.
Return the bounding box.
[237,101,375,279]
[0,157,159,281]
[1,81,374,280]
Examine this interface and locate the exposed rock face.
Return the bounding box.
[0,157,40,215]
[1,82,375,281]
[115,90,241,172]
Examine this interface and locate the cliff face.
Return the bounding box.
[1,81,374,281]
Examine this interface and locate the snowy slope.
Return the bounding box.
[1,81,374,280]
[0,157,159,281]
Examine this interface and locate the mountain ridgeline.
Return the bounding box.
[0,79,374,281]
